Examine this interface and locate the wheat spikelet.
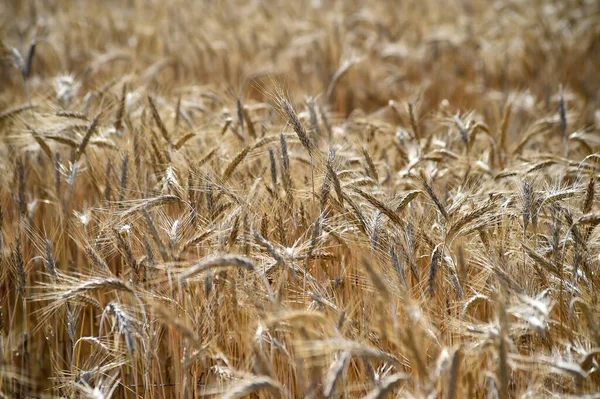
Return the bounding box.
[147,95,171,145]
[362,147,379,182]
[395,190,421,212]
[280,97,311,154]
[419,171,448,220]
[73,116,99,164]
[428,243,443,295]
[582,172,595,214]
[29,129,53,161]
[39,278,135,303]
[447,200,495,241]
[179,255,255,280]
[174,131,196,150]
[353,187,403,227]
[222,145,252,182]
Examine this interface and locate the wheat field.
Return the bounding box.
[1,0,600,398]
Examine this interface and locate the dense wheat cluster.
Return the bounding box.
[1,0,600,398]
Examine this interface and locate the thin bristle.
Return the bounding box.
[353,187,403,227]
[582,172,595,214]
[419,171,448,220]
[428,244,442,295]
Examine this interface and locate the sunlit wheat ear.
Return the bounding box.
[142,209,169,262]
[361,147,378,182]
[279,95,315,198]
[353,187,403,227]
[12,238,26,297]
[521,179,534,236]
[34,277,136,317]
[100,303,135,357]
[222,144,252,182]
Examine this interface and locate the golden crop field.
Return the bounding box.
[1,0,599,398]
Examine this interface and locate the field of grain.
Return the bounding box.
[1,0,600,398]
